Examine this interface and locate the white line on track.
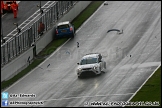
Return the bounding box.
[39,93,134,102]
[120,62,161,69]
[123,64,161,107]
[3,1,105,92]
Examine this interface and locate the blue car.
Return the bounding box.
[55,21,75,39]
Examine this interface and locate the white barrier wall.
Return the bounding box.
[1,47,33,82]
[1,1,92,82]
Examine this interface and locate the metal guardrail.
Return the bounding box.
[1,1,78,67]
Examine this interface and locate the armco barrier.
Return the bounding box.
[1,1,92,82]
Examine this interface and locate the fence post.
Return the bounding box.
[12,38,14,57]
[28,28,31,47]
[2,45,6,64]
[56,2,59,20]
[7,42,10,61]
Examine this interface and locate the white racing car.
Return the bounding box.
[77,53,106,78]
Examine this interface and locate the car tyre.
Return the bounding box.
[99,67,102,74]
[54,34,57,40]
[71,32,74,38]
[104,62,106,70]
[53,28,57,40]
[2,9,6,14]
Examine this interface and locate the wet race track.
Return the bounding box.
[2,1,161,107]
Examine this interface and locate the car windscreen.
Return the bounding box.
[57,24,69,29]
[80,57,98,65]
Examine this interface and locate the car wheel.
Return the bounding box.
[104,62,106,69]
[54,35,57,40]
[99,67,102,74]
[71,33,74,38]
[102,63,106,73]
[2,9,6,14]
[53,28,57,40]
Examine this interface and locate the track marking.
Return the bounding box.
[124,64,161,107]
[39,93,134,102]
[120,62,161,69]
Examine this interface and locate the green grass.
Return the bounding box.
[72,1,104,29]
[128,66,161,107]
[38,37,69,57]
[1,1,104,90]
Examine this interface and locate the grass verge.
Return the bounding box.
[128,66,161,107]
[1,1,104,90]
